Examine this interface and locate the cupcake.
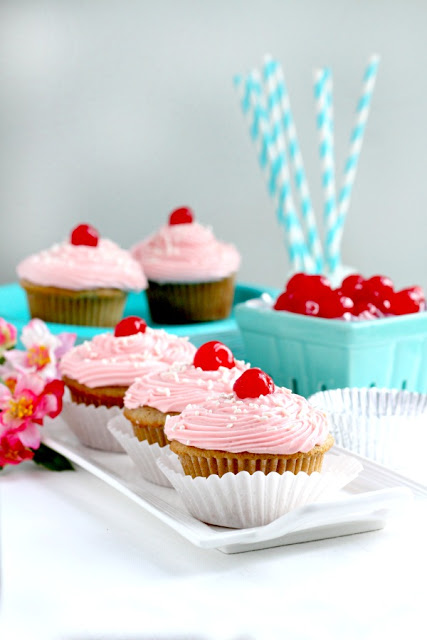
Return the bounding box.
[159,368,360,529]
[59,315,196,450]
[164,367,334,478]
[17,223,147,326]
[131,206,241,324]
[123,340,248,447]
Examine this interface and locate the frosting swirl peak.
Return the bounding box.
[131,222,240,283]
[59,329,196,388]
[164,388,329,455]
[124,360,248,413]
[17,238,147,291]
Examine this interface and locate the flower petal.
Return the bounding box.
[55,332,77,359]
[21,319,61,350]
[0,433,35,466]
[15,373,46,396]
[18,422,41,448]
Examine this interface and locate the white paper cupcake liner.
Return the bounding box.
[107,414,173,487]
[309,388,427,467]
[157,453,363,529]
[61,401,125,453]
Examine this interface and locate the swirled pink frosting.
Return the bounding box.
[164,388,329,454]
[17,239,147,291]
[131,222,241,283]
[59,329,196,388]
[124,360,249,413]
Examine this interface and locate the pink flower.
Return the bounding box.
[0,318,17,352]
[38,379,65,421]
[0,373,65,449]
[4,319,76,381]
[0,432,34,467]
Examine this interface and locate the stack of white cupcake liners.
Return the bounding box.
[308,388,427,472]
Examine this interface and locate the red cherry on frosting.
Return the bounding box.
[193,341,235,371]
[233,368,275,399]
[114,316,147,337]
[168,206,194,226]
[70,223,99,247]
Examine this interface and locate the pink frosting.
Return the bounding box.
[59,329,196,388]
[124,360,248,413]
[164,388,329,455]
[131,222,241,283]
[17,239,147,291]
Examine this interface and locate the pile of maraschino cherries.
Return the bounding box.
[274,273,426,319]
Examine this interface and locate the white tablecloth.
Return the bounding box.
[1,461,425,640]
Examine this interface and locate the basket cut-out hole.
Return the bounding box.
[401,380,407,390]
[291,378,299,394]
[320,384,327,391]
[369,382,376,388]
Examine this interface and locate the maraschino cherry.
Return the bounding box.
[286,273,331,298]
[277,293,321,317]
[274,271,425,320]
[285,273,307,294]
[340,274,365,299]
[352,300,380,317]
[319,290,354,318]
[273,291,295,312]
[70,223,99,247]
[233,368,275,399]
[193,341,235,371]
[168,206,194,226]
[364,275,394,298]
[114,316,147,337]
[390,288,426,315]
[362,275,394,313]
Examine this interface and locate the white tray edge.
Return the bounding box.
[42,420,421,553]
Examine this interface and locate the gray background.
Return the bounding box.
[1,0,426,292]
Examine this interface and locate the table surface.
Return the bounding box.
[1,459,426,640]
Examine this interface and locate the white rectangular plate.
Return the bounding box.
[43,419,425,554]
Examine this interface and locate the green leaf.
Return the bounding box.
[32,444,74,472]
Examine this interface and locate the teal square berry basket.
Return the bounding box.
[235,300,427,398]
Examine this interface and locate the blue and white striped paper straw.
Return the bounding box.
[234,71,311,272]
[329,54,380,269]
[324,67,334,163]
[263,55,323,273]
[314,68,338,272]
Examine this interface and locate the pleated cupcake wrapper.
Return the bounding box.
[157,453,363,529]
[63,378,126,409]
[173,446,326,478]
[130,423,170,448]
[309,388,427,467]
[61,401,125,453]
[146,275,235,324]
[21,281,127,326]
[107,414,173,487]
